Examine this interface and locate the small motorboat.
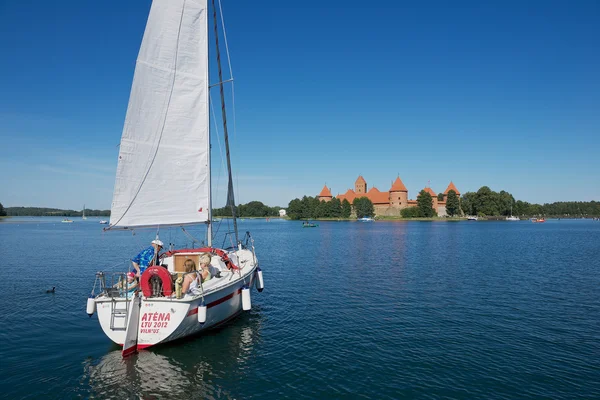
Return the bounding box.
[467,216,478,221]
[302,221,318,228]
[99,220,109,225]
[61,219,73,223]
[357,217,374,222]
[531,218,546,223]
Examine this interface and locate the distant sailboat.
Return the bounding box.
[506,205,519,221]
[82,204,87,220]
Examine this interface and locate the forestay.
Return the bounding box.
[110,0,209,228]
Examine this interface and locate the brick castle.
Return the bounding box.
[316,175,460,217]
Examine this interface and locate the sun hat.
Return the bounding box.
[127,272,135,278]
[152,239,164,247]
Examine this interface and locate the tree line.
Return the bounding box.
[213,201,281,217]
[461,186,600,217]
[286,196,374,220]
[2,202,282,218]
[4,206,110,217]
[286,187,600,219]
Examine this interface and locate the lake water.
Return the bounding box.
[0,217,599,399]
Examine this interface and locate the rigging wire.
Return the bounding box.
[211,0,238,244]
[216,0,241,214]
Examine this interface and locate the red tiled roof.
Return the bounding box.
[318,185,332,197]
[337,188,389,205]
[355,175,366,184]
[423,187,436,197]
[366,187,389,205]
[389,176,408,192]
[443,181,460,195]
[336,189,356,203]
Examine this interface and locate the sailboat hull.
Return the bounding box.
[94,248,258,350]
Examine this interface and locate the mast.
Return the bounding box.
[211,0,238,245]
[206,1,212,248]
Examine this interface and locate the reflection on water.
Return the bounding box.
[82,313,262,399]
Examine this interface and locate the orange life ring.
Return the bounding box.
[140,266,173,297]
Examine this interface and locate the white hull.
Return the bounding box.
[94,248,258,352]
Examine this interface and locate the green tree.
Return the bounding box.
[445,190,460,216]
[286,199,303,220]
[417,190,435,217]
[341,199,351,218]
[0,202,5,217]
[401,206,421,218]
[461,192,476,215]
[437,193,444,202]
[498,190,515,216]
[353,197,374,218]
[315,200,329,218]
[328,197,342,218]
[475,186,499,216]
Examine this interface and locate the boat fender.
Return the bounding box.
[86,296,96,317]
[242,286,251,311]
[197,301,207,324]
[256,268,264,292]
[175,276,183,299]
[140,266,173,297]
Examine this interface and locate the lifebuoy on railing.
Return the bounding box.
[163,247,240,270]
[140,266,173,297]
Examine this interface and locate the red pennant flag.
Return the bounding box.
[198,207,203,212]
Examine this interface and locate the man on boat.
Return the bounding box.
[132,239,163,277]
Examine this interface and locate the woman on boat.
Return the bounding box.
[181,259,201,297]
[198,253,213,283]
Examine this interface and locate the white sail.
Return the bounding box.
[110,0,209,228]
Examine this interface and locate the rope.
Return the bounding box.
[181,226,203,246]
[110,1,188,229]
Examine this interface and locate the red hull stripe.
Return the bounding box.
[186,288,242,317]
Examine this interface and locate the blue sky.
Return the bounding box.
[1,0,598,210]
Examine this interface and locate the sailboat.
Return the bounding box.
[82,204,87,220]
[85,0,264,357]
[506,205,519,221]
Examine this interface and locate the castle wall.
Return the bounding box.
[437,204,447,217]
[375,205,401,217]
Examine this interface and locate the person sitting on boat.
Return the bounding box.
[131,239,163,278]
[181,258,202,297]
[198,253,213,283]
[113,272,139,294]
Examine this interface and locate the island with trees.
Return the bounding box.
[286,186,600,220]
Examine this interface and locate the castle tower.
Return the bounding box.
[442,181,461,202]
[355,176,367,195]
[317,185,333,202]
[389,176,408,208]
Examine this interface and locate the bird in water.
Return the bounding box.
[46,287,56,293]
